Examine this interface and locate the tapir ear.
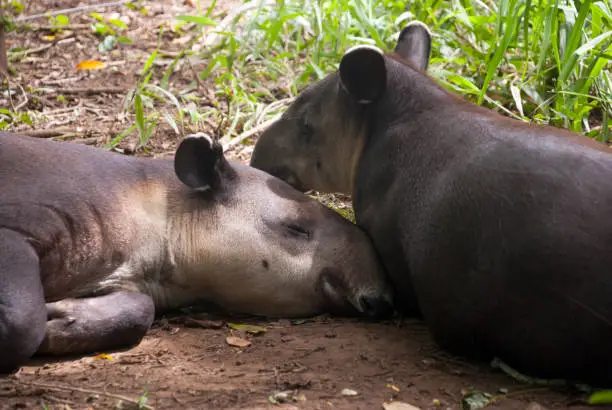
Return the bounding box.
[394,21,432,71]
[174,133,223,191]
[339,45,387,104]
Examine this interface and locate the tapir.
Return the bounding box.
[0,131,393,374]
[250,22,612,386]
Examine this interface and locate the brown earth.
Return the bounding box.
[0,1,603,409]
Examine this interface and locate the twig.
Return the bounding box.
[21,128,82,138]
[41,394,76,406]
[17,380,154,409]
[14,82,28,110]
[48,87,127,95]
[222,114,281,152]
[15,0,132,22]
[21,24,91,31]
[8,43,53,61]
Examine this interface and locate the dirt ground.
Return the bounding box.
[0,1,603,409]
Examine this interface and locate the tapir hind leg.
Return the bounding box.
[37,291,155,356]
[0,228,47,374]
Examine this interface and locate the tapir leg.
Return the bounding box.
[37,291,155,356]
[0,229,47,374]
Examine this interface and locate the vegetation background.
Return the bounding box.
[2,0,611,149]
[0,0,611,408]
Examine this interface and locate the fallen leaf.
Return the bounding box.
[228,322,267,335]
[226,336,251,348]
[386,384,401,392]
[93,353,113,360]
[42,35,56,41]
[382,401,421,410]
[341,388,358,396]
[76,60,105,70]
[461,391,491,410]
[589,391,612,405]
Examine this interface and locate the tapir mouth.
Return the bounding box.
[269,166,308,192]
[318,268,357,314]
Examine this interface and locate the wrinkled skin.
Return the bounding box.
[250,22,612,387]
[0,131,393,373]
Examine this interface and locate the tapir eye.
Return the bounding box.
[285,223,312,239]
[299,118,314,142]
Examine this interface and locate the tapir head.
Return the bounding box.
[250,21,432,195]
[168,133,393,318]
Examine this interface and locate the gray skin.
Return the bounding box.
[250,22,612,387]
[0,131,393,374]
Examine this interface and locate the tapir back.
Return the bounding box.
[0,132,172,301]
[359,68,612,384]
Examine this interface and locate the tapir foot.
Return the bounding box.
[37,291,155,356]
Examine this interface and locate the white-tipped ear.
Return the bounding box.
[394,21,432,71]
[174,133,223,191]
[345,44,384,57]
[185,132,213,146]
[339,45,387,104]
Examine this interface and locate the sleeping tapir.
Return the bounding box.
[250,22,612,386]
[0,131,393,374]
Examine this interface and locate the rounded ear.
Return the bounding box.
[394,21,432,71]
[339,45,387,104]
[174,133,223,191]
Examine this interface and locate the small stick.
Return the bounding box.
[20,128,81,138]
[21,23,91,31]
[8,43,53,60]
[15,0,132,22]
[222,115,281,152]
[48,87,127,95]
[15,380,154,410]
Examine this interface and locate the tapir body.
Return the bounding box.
[0,131,393,373]
[250,23,612,386]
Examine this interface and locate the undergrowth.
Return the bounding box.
[124,0,611,147]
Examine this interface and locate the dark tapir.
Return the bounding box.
[250,22,612,386]
[0,131,393,374]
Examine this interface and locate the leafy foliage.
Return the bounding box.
[159,0,610,145]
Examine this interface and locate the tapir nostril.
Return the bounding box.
[359,295,394,319]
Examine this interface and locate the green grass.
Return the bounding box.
[125,0,611,147]
[3,0,610,145]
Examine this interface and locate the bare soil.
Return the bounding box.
[0,1,600,409]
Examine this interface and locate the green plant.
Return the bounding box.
[137,384,149,410]
[126,0,610,148]
[89,11,132,53]
[47,13,70,32]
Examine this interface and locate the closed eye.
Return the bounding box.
[300,118,314,142]
[285,223,312,239]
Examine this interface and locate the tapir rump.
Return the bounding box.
[250,22,612,386]
[0,131,393,373]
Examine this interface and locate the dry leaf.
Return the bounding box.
[383,401,421,410]
[386,384,401,392]
[76,60,105,70]
[227,322,267,335]
[93,353,113,360]
[226,336,251,348]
